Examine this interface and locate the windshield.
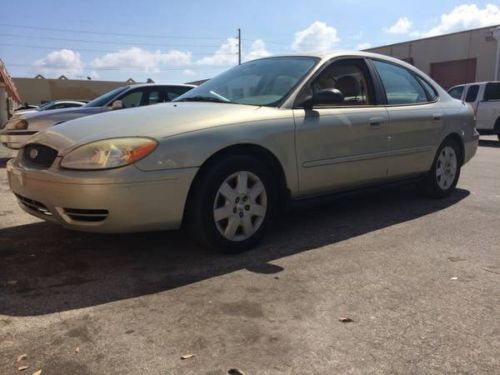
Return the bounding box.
[174,56,318,107]
[85,86,128,107]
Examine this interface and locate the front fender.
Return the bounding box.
[135,118,299,195]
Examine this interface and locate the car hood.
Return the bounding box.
[21,106,107,122]
[29,102,281,153]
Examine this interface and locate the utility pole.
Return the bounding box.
[237,28,241,65]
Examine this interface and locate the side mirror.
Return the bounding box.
[111,100,123,110]
[303,89,344,110]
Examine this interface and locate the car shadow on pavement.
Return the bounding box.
[0,184,470,316]
[479,139,500,148]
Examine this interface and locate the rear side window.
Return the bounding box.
[415,76,438,101]
[146,90,162,105]
[465,85,479,102]
[373,60,428,105]
[448,86,464,99]
[166,86,192,101]
[484,83,500,101]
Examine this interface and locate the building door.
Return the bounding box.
[430,58,476,89]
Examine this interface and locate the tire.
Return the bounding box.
[186,154,277,253]
[417,138,461,198]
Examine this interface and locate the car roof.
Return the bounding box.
[252,50,408,64]
[51,100,86,104]
[126,83,196,89]
[449,81,500,89]
[250,50,427,75]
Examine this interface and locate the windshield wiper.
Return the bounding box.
[176,96,231,103]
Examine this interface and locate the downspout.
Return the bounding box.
[492,26,500,81]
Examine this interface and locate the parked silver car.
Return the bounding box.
[13,100,87,116]
[7,52,478,252]
[0,83,194,149]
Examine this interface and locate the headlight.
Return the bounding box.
[60,137,158,170]
[6,119,28,130]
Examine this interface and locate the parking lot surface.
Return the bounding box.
[1,139,499,374]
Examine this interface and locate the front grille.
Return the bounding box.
[15,194,53,217]
[64,208,109,222]
[22,143,58,168]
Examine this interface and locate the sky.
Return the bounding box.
[1,1,499,84]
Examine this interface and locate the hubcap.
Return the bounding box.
[213,171,267,242]
[436,146,457,190]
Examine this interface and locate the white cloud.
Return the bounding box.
[422,4,500,37]
[89,70,100,79]
[245,39,271,61]
[356,42,372,50]
[292,21,340,52]
[385,17,412,34]
[197,38,238,66]
[32,49,83,77]
[90,47,191,72]
[182,69,195,76]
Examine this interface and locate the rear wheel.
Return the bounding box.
[417,139,461,198]
[186,155,276,253]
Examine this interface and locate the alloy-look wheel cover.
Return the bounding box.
[436,146,457,190]
[213,171,268,242]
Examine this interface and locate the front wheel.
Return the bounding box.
[417,139,461,198]
[186,155,276,253]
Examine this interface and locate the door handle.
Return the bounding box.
[433,114,442,121]
[369,117,384,127]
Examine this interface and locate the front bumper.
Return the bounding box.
[7,158,198,233]
[0,131,38,149]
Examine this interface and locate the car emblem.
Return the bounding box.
[29,148,39,159]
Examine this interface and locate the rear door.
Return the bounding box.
[370,59,443,177]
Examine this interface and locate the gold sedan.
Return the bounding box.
[7,52,478,252]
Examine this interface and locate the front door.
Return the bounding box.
[294,58,390,196]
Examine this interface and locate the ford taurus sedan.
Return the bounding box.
[0,83,194,149]
[7,52,478,252]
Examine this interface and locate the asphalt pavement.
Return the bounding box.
[0,138,499,374]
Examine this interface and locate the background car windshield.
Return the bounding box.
[175,57,318,107]
[85,87,128,107]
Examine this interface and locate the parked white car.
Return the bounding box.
[448,82,500,141]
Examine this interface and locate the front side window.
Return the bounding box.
[484,82,500,101]
[373,60,428,105]
[174,57,318,107]
[465,85,479,102]
[448,85,464,100]
[119,90,144,108]
[308,59,373,106]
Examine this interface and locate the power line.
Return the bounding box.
[0,23,230,40]
[6,63,233,72]
[0,33,224,49]
[0,43,237,56]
